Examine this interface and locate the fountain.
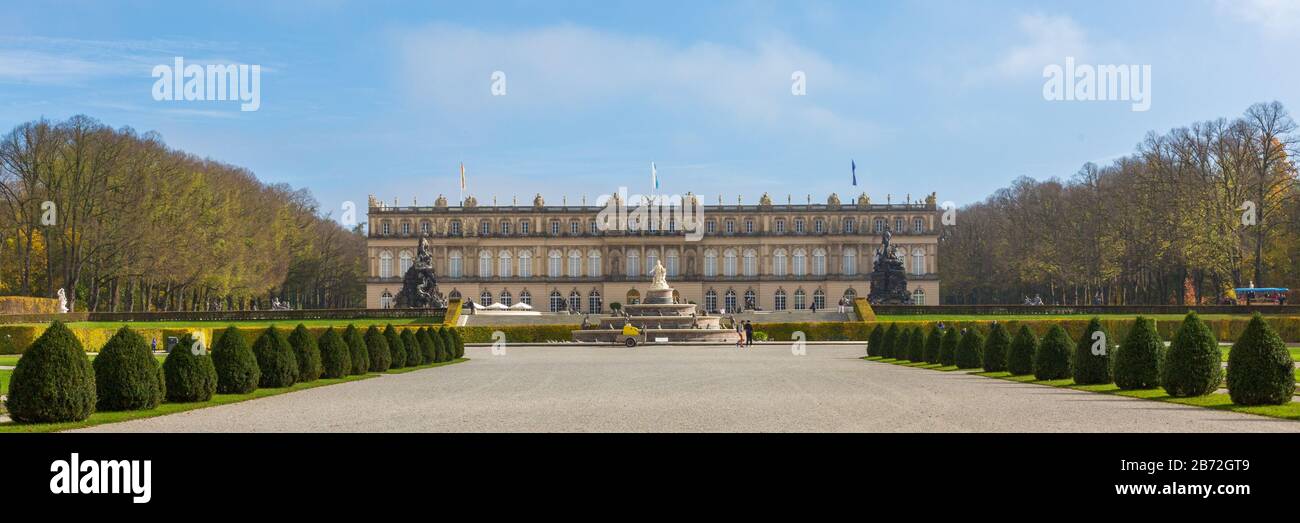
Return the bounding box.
[571,260,740,344]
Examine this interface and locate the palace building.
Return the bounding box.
[365,192,941,311]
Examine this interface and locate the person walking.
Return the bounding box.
[734,318,745,348]
[743,320,754,347]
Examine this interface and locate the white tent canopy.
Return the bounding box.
[509,302,533,310]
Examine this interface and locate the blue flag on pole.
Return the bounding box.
[851,160,857,186]
[652,162,659,190]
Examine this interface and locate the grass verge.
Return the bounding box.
[864,356,958,371]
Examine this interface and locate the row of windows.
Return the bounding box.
[377,287,927,310]
[377,216,930,236]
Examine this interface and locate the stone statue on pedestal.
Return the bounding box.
[395,235,446,308]
[867,226,912,305]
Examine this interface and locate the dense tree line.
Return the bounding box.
[941,102,1299,305]
[0,115,366,311]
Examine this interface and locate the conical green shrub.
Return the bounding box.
[881,324,899,359]
[866,325,883,357]
[93,326,163,411]
[400,328,422,366]
[1114,317,1163,390]
[416,328,437,364]
[384,325,407,369]
[1034,324,1072,380]
[1072,317,1113,385]
[212,326,259,394]
[318,327,352,379]
[450,328,464,358]
[982,323,1011,372]
[288,324,323,382]
[954,329,984,369]
[939,328,959,366]
[1007,326,1038,376]
[895,328,912,361]
[435,327,452,362]
[364,325,391,372]
[1226,314,1295,406]
[253,326,298,388]
[1161,312,1221,397]
[923,326,942,363]
[907,327,925,362]
[6,321,97,422]
[162,334,217,403]
[344,325,369,374]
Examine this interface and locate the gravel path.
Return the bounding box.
[77,344,1300,432]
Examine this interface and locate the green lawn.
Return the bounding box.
[864,356,958,371]
[1220,346,1300,362]
[17,317,444,329]
[0,358,468,432]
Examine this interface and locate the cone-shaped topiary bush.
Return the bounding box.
[1072,317,1114,385]
[923,326,942,364]
[954,329,985,369]
[162,334,217,403]
[881,324,899,359]
[1114,317,1163,390]
[1007,326,1038,376]
[365,325,391,372]
[384,325,407,369]
[895,328,912,361]
[451,328,464,358]
[435,327,452,362]
[1226,314,1295,406]
[939,328,959,366]
[907,327,925,362]
[400,328,422,366]
[212,326,259,394]
[6,321,97,422]
[288,324,323,382]
[982,323,1011,373]
[344,325,369,375]
[867,325,883,357]
[317,327,351,379]
[93,326,163,411]
[1034,324,1073,380]
[1162,312,1222,397]
[253,326,298,388]
[417,327,437,364]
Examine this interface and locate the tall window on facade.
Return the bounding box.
[912,288,925,305]
[792,249,807,276]
[812,248,827,276]
[520,221,530,235]
[588,291,602,313]
[478,251,493,277]
[843,218,854,233]
[742,249,757,277]
[480,221,491,235]
[913,217,924,233]
[498,251,512,278]
[725,219,734,233]
[627,250,640,278]
[570,221,579,235]
[743,289,756,310]
[874,218,884,233]
[773,249,787,277]
[450,220,461,235]
[480,290,493,305]
[568,250,581,277]
[381,221,391,235]
[794,289,806,309]
[842,248,857,276]
[706,219,716,234]
[814,219,825,233]
[379,251,393,278]
[775,219,786,233]
[551,221,560,235]
[774,289,787,310]
[894,218,904,231]
[588,251,602,278]
[379,291,393,309]
[520,290,532,305]
[420,221,431,235]
[401,222,411,235]
[448,250,463,278]
[518,251,532,278]
[704,249,718,277]
[500,221,512,235]
[723,249,737,277]
[646,250,659,275]
[745,219,754,233]
[548,250,562,278]
[724,290,737,313]
[912,248,925,275]
[500,290,512,306]
[666,249,679,277]
[568,291,581,312]
[813,289,826,310]
[589,221,599,235]
[399,250,412,275]
[550,291,564,312]
[794,218,805,233]
[704,289,718,313]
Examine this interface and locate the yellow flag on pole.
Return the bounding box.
[459,162,466,190]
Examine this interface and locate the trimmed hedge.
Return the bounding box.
[895,328,912,361]
[364,325,391,372]
[954,329,984,369]
[1114,317,1163,390]
[881,324,899,359]
[288,324,323,382]
[1161,312,1222,397]
[939,328,959,366]
[344,325,369,375]
[907,327,925,362]
[211,326,259,394]
[5,321,97,422]
[867,325,883,358]
[384,324,407,369]
[416,327,437,364]
[435,327,452,362]
[982,323,1011,373]
[1226,313,1296,406]
[853,298,877,321]
[162,334,217,403]
[401,328,422,366]
[923,326,942,363]
[1034,324,1073,380]
[92,326,164,411]
[318,327,352,379]
[252,326,299,388]
[1072,317,1113,385]
[1007,325,1038,376]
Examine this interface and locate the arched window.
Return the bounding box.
[520,289,532,305]
[568,250,582,277]
[627,250,641,278]
[518,250,532,278]
[813,289,826,310]
[399,250,413,275]
[843,288,857,303]
[792,249,807,277]
[646,249,659,275]
[794,289,807,309]
[568,290,581,312]
[379,290,393,309]
[626,289,641,305]
[812,248,827,276]
[666,249,680,277]
[704,249,718,277]
[723,249,737,277]
[448,250,463,278]
[499,290,512,306]
[449,289,462,300]
[549,290,564,312]
[588,250,602,278]
[744,289,756,310]
[704,289,718,313]
[478,250,493,277]
[742,249,757,277]
[773,249,787,277]
[498,250,512,278]
[912,248,926,275]
[588,290,602,313]
[480,290,493,305]
[379,250,393,278]
[774,289,787,311]
[842,248,857,276]
[724,289,737,313]
[912,288,926,305]
[548,250,562,278]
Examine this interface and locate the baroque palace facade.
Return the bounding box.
[365,192,941,311]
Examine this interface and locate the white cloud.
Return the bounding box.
[994,14,1089,78]
[1217,0,1300,39]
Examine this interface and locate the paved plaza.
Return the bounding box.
[78,344,1300,432]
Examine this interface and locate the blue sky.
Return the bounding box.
[1,0,1297,223]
